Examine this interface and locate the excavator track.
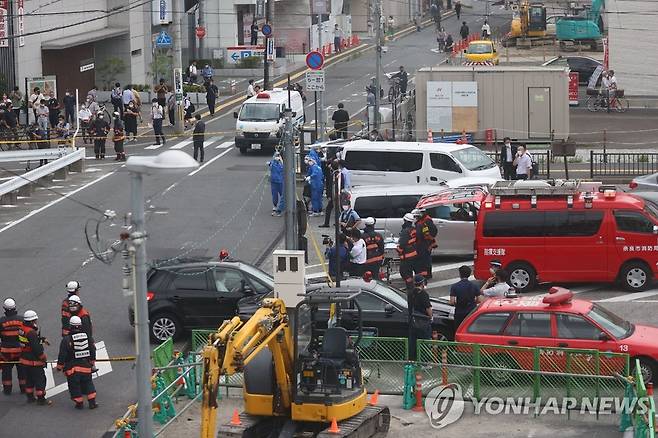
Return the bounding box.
[317,406,390,438]
[217,412,275,437]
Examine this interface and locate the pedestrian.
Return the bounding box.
[398,213,419,291]
[408,274,432,361]
[247,79,256,98]
[112,112,126,161]
[513,144,532,180]
[57,316,97,409]
[86,85,98,103]
[387,15,395,37]
[9,86,22,126]
[55,115,71,145]
[206,79,218,115]
[188,61,198,85]
[326,234,349,280]
[254,84,262,94]
[499,137,517,180]
[202,64,213,88]
[366,87,375,127]
[78,106,91,144]
[339,159,351,190]
[63,90,76,125]
[29,122,49,166]
[155,79,168,109]
[444,34,454,53]
[46,91,60,129]
[250,20,259,45]
[86,95,99,115]
[91,111,109,159]
[122,85,134,113]
[268,151,284,216]
[183,94,195,129]
[430,1,440,23]
[437,27,447,51]
[481,20,491,39]
[369,129,384,141]
[331,103,350,139]
[480,268,511,297]
[319,160,339,228]
[347,228,367,276]
[1,103,18,144]
[0,298,26,395]
[36,101,49,135]
[455,0,462,19]
[414,208,437,279]
[19,310,51,405]
[192,114,205,163]
[110,82,122,116]
[123,101,139,141]
[449,265,482,329]
[392,66,408,95]
[460,21,469,40]
[339,193,361,233]
[167,93,176,126]
[61,295,92,337]
[334,24,343,53]
[367,17,374,37]
[151,98,165,146]
[306,157,324,215]
[362,217,384,276]
[28,87,43,125]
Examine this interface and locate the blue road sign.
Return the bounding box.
[305,51,324,70]
[261,24,273,37]
[231,52,240,61]
[155,30,173,48]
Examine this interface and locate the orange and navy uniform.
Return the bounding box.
[57,330,96,404]
[19,324,48,399]
[363,229,385,274]
[397,224,419,287]
[415,213,438,278]
[0,312,26,392]
[60,295,74,336]
[62,307,92,337]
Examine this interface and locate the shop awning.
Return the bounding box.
[41,27,129,50]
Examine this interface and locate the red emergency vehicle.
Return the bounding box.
[474,180,658,292]
[456,287,658,382]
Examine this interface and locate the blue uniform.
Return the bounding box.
[309,163,324,213]
[306,149,321,176]
[269,158,284,212]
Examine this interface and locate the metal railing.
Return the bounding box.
[486,150,551,178]
[590,151,658,178]
[0,146,72,163]
[619,359,656,438]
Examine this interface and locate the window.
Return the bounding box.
[482,211,545,237]
[466,312,511,335]
[587,304,632,339]
[248,277,271,294]
[390,195,423,217]
[430,153,462,173]
[171,270,208,291]
[354,196,391,218]
[426,202,476,222]
[345,151,422,172]
[614,211,655,234]
[214,269,245,293]
[355,292,387,311]
[239,103,280,121]
[452,147,496,171]
[387,152,423,172]
[556,314,600,340]
[504,312,552,338]
[544,211,603,237]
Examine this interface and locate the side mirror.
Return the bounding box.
[653,225,658,235]
[384,304,395,317]
[598,331,610,341]
[233,111,238,119]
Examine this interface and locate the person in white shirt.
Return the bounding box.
[188,61,198,84]
[481,20,491,39]
[122,87,134,110]
[481,269,511,298]
[603,70,617,112]
[246,79,256,98]
[348,228,367,275]
[151,98,165,146]
[29,87,45,124]
[513,144,532,180]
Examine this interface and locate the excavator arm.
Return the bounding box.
[199,297,293,438]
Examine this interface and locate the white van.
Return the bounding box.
[341,140,501,186]
[234,88,304,154]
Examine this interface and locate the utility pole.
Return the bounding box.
[284,76,297,249]
[197,0,204,59]
[317,16,325,141]
[263,0,273,89]
[173,0,184,134]
[374,0,382,130]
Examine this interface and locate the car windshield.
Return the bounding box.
[643,199,658,222]
[587,304,633,339]
[452,147,496,171]
[468,43,492,54]
[238,263,274,286]
[239,103,280,121]
[372,281,410,308]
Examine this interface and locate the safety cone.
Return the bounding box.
[369,389,380,406]
[230,408,242,426]
[328,418,341,434]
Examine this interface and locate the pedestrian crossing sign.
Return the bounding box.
[155,30,173,48]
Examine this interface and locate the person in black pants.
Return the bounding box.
[449,266,482,331]
[63,90,76,125]
[499,137,517,180]
[331,103,350,139]
[206,79,218,116]
[192,114,205,163]
[319,160,341,228]
[408,275,432,361]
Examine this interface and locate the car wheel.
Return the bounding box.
[150,313,181,342]
[620,262,652,292]
[508,263,537,293]
[633,357,656,384]
[239,147,247,154]
[484,354,518,386]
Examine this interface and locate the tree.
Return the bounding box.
[96,57,127,90]
[150,53,173,87]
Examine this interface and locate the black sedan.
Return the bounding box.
[542,55,603,85]
[238,277,455,339]
[129,257,274,342]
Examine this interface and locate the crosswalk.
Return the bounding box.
[144,138,234,151]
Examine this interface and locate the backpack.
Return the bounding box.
[111,88,121,104]
[526,152,539,178]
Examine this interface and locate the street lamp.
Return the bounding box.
[125,150,198,438]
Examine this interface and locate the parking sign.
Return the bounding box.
[305,70,325,92]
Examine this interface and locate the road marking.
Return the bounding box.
[144,144,164,150]
[45,341,113,399]
[215,141,234,149]
[0,171,116,235]
[594,289,658,303]
[170,139,192,149]
[427,277,461,288]
[188,147,233,176]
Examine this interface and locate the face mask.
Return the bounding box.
[342,205,349,211]
[65,93,70,96]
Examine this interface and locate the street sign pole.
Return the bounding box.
[314,91,318,140]
[173,0,184,134]
[263,0,272,89]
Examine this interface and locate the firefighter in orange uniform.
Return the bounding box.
[61,295,93,338]
[413,208,438,280]
[397,213,419,291]
[20,310,51,405]
[57,316,98,409]
[0,298,26,394]
[362,217,385,277]
[61,280,80,336]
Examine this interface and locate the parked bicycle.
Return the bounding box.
[586,89,629,113]
[386,74,401,103]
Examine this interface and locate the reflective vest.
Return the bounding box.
[62,307,92,337]
[57,331,96,375]
[19,325,46,367]
[364,230,384,264]
[0,313,23,355]
[416,215,438,250]
[397,226,418,260]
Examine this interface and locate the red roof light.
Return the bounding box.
[543,287,573,305]
[629,181,638,189]
[256,92,270,99]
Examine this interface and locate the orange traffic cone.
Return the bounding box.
[328,418,341,434]
[369,389,380,406]
[230,408,242,426]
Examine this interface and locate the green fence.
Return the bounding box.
[620,359,656,438]
[152,337,176,387]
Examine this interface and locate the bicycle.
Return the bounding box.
[586,89,629,113]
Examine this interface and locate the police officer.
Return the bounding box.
[408,274,432,361]
[362,217,384,276]
[397,213,419,291]
[449,266,482,330]
[413,208,437,280]
[0,298,26,394]
[20,310,50,405]
[57,316,97,409]
[62,295,92,337]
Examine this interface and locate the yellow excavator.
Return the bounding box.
[200,288,391,438]
[504,0,548,47]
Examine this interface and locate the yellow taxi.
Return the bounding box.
[464,40,499,65]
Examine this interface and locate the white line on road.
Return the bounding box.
[162,182,178,195]
[594,290,658,303]
[215,141,234,149]
[170,139,192,150]
[144,144,164,150]
[188,147,233,176]
[45,341,112,398]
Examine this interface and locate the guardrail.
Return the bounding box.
[0,147,72,163]
[590,152,658,178]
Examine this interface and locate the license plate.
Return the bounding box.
[251,144,261,150]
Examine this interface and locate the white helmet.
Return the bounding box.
[68,295,81,304]
[23,310,38,321]
[3,298,16,311]
[364,217,376,226]
[66,280,80,293]
[403,213,415,222]
[69,316,82,327]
